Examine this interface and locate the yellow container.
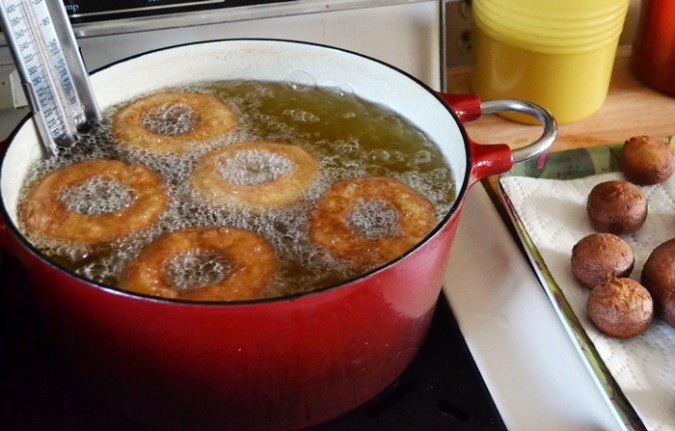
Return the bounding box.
[471,0,628,124]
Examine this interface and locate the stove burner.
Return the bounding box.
[0,252,504,430]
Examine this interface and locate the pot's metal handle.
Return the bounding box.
[481,99,558,163]
[0,139,10,253]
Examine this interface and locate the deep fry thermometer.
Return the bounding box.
[0,0,99,156]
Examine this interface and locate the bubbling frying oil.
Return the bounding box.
[219,149,296,186]
[18,80,456,299]
[347,199,401,240]
[142,102,196,136]
[58,176,133,216]
[164,250,231,291]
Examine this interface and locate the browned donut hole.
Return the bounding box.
[587,278,654,339]
[586,180,647,235]
[620,136,675,185]
[571,233,634,289]
[641,238,675,328]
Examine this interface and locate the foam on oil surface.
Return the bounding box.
[218,149,295,186]
[142,102,195,136]
[58,176,133,215]
[347,199,401,240]
[163,250,230,291]
[17,80,456,298]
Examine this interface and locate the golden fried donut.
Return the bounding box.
[191,142,318,210]
[308,177,436,268]
[112,92,236,155]
[120,227,277,301]
[19,159,167,245]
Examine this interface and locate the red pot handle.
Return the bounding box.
[437,93,483,123]
[439,94,558,186]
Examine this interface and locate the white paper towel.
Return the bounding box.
[500,172,675,431]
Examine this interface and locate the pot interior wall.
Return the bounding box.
[1,39,468,230]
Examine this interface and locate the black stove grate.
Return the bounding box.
[0,253,505,431]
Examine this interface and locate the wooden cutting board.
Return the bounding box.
[447,45,675,153]
[447,45,675,198]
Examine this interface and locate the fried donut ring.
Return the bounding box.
[120,227,277,301]
[191,142,318,210]
[19,160,167,245]
[308,177,436,268]
[112,92,236,155]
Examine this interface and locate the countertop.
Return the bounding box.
[447,44,675,167]
[442,44,675,431]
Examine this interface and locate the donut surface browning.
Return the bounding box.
[19,159,167,244]
[308,177,436,268]
[571,233,634,288]
[121,227,277,301]
[586,278,654,339]
[620,136,675,185]
[586,180,647,235]
[641,238,675,328]
[112,92,236,155]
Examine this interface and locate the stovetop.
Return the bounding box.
[0,251,505,431]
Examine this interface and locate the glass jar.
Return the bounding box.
[631,0,675,97]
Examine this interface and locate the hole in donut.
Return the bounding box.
[218,149,296,186]
[59,176,133,216]
[162,249,231,291]
[142,102,196,136]
[347,198,401,240]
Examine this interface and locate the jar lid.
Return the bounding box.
[478,0,628,21]
[477,0,627,31]
[473,0,628,53]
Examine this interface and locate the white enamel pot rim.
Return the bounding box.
[0,38,556,304]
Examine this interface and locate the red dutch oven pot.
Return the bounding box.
[0,40,555,430]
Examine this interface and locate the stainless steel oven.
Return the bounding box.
[0,0,449,141]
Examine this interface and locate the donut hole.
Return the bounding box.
[586,180,647,235]
[218,149,296,186]
[587,278,654,338]
[162,249,231,291]
[58,176,133,216]
[347,198,401,240]
[142,102,196,136]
